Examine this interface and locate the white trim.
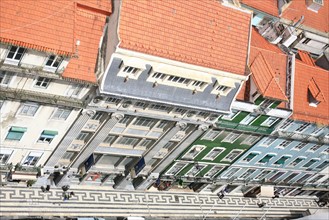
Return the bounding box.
[202,147,225,161]
[201,130,222,141]
[182,145,206,159]
[222,149,244,162]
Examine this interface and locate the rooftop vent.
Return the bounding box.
[306,0,324,13]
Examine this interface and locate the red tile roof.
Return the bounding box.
[240,0,279,17]
[240,0,329,33]
[250,52,288,101]
[237,29,288,103]
[118,0,251,75]
[281,0,329,33]
[0,0,111,83]
[297,50,315,66]
[293,58,329,125]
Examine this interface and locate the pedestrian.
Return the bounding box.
[46,185,51,192]
[70,191,75,197]
[41,186,46,192]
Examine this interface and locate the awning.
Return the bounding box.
[11,126,27,132]
[275,156,290,165]
[42,130,58,136]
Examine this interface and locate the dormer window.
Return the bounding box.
[216,85,229,92]
[167,75,190,85]
[308,78,324,107]
[44,55,62,72]
[118,64,143,80]
[5,46,26,65]
[123,66,140,75]
[152,72,166,80]
[211,80,234,96]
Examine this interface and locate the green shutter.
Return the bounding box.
[11,126,27,132]
[275,156,290,165]
[43,130,58,136]
[6,131,24,140]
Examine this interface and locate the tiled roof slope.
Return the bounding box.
[293,56,329,125]
[240,0,329,33]
[240,0,279,17]
[0,0,110,83]
[237,29,288,103]
[118,0,251,75]
[281,0,329,33]
[297,51,316,66]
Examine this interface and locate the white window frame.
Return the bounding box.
[103,135,116,144]
[222,132,241,143]
[222,167,241,179]
[22,151,43,166]
[43,55,62,72]
[51,108,71,120]
[287,157,305,167]
[76,132,89,141]
[182,145,206,159]
[65,84,84,97]
[184,164,206,177]
[34,77,51,89]
[276,140,292,149]
[133,117,154,127]
[5,46,25,65]
[295,122,310,133]
[222,149,244,162]
[261,116,278,127]
[0,71,13,86]
[166,162,187,176]
[293,142,307,151]
[308,144,322,152]
[201,130,221,141]
[240,114,258,125]
[279,119,293,130]
[241,135,259,145]
[19,103,39,117]
[202,147,225,161]
[204,166,224,178]
[254,170,272,181]
[0,149,13,165]
[116,136,140,147]
[241,152,259,162]
[118,65,143,80]
[238,168,257,180]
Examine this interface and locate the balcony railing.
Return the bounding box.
[217,120,274,134]
[0,87,86,108]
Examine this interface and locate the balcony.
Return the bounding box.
[9,165,41,181]
[0,87,85,108]
[217,120,274,134]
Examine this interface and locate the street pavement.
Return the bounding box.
[0,185,326,219]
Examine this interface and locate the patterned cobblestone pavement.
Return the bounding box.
[0,186,325,219]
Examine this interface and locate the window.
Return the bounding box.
[149,104,172,112]
[157,121,168,129]
[203,147,225,160]
[223,167,240,179]
[204,166,224,178]
[296,174,312,183]
[0,71,13,85]
[223,150,243,162]
[261,117,278,127]
[192,80,206,88]
[91,112,103,120]
[274,156,291,165]
[239,169,256,179]
[76,132,89,141]
[106,97,121,105]
[216,85,229,92]
[279,119,293,130]
[197,112,209,118]
[62,152,75,160]
[173,108,187,115]
[308,175,325,184]
[261,137,276,147]
[123,66,140,75]
[288,158,304,167]
[118,116,131,125]
[6,126,27,141]
[222,132,240,143]
[295,123,310,132]
[52,108,71,120]
[167,75,190,85]
[163,141,175,149]
[138,139,153,148]
[19,103,39,116]
[254,170,271,180]
[152,72,166,80]
[6,46,25,62]
[302,38,311,44]
[23,152,43,166]
[133,117,154,127]
[282,173,299,183]
[277,140,292,149]
[242,135,259,145]
[268,171,285,182]
[303,159,319,168]
[0,149,12,165]
[309,144,322,152]
[311,127,325,136]
[116,137,139,146]
[321,147,329,154]
[183,145,205,159]
[66,84,83,97]
[103,135,116,144]
[202,130,221,140]
[221,110,239,120]
[166,163,186,176]
[134,101,148,109]
[38,130,58,144]
[185,164,206,177]
[240,114,257,125]
[45,55,62,69]
[242,152,259,162]
[260,99,275,108]
[258,154,275,164]
[293,142,307,150]
[316,161,329,170]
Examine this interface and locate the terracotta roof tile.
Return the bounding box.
[0,0,111,83]
[293,60,329,125]
[250,52,288,101]
[297,50,316,66]
[281,0,329,33]
[240,0,279,17]
[118,0,251,75]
